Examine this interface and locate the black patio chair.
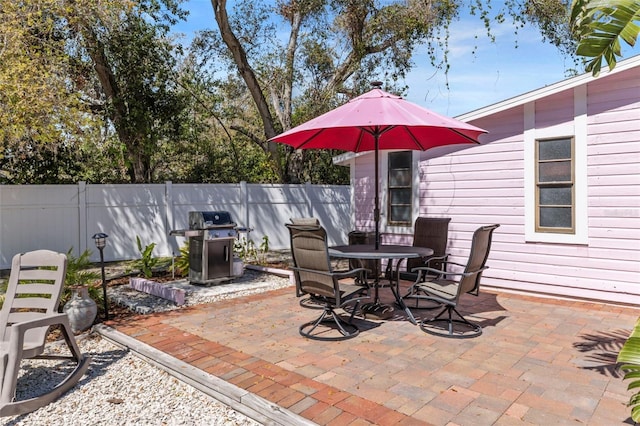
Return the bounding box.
[401,217,451,281]
[402,217,451,309]
[286,221,370,341]
[410,224,499,338]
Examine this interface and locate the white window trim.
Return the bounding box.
[380,150,420,235]
[524,86,588,244]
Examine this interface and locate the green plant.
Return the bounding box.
[618,317,640,422]
[132,235,159,278]
[170,242,190,277]
[63,248,103,307]
[234,235,270,266]
[234,237,253,262]
[0,278,7,310]
[257,235,270,265]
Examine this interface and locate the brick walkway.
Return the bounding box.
[105,281,639,425]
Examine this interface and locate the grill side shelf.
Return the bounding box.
[169,229,203,237]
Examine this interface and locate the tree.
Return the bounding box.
[72,0,193,182]
[204,0,578,183]
[570,0,640,75]
[1,0,199,184]
[0,1,94,177]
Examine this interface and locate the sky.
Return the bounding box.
[171,0,639,118]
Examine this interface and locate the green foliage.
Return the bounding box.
[0,0,195,184]
[62,248,103,307]
[201,0,578,184]
[571,0,640,76]
[171,242,190,277]
[0,279,7,310]
[1,0,582,186]
[65,248,101,287]
[617,317,640,422]
[234,235,270,266]
[133,236,160,278]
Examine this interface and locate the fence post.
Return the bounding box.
[78,181,87,255]
[240,181,249,229]
[165,181,174,254]
[304,181,314,218]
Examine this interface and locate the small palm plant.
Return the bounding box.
[618,317,640,422]
[63,248,102,306]
[132,235,159,278]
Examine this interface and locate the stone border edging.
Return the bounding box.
[94,324,315,426]
[245,265,294,284]
[129,277,186,305]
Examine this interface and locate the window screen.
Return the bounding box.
[536,138,574,233]
[388,151,412,226]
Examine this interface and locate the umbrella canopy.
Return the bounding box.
[270,85,488,249]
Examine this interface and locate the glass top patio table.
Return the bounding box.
[328,244,433,324]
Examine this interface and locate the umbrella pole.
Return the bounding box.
[374,133,380,250]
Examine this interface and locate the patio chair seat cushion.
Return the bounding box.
[415,280,458,301]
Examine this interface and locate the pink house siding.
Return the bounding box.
[349,56,640,305]
[353,154,377,232]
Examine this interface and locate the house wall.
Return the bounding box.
[355,65,639,305]
[352,154,377,232]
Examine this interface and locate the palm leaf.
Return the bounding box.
[571,0,640,75]
[617,319,640,422]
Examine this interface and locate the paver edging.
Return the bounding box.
[94,324,316,426]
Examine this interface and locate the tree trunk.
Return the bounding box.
[82,26,149,183]
[211,0,283,181]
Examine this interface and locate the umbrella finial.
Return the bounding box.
[370,81,383,89]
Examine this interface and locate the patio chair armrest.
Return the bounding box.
[292,266,367,279]
[424,255,449,268]
[411,265,489,280]
[333,267,368,282]
[10,313,70,336]
[6,313,72,356]
[411,267,467,279]
[411,266,448,276]
[440,260,467,269]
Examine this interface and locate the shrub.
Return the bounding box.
[63,248,103,307]
[132,236,159,278]
[171,242,189,277]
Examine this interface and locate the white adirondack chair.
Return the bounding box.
[0,250,90,416]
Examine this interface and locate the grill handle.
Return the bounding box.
[224,244,229,261]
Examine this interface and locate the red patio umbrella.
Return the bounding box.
[270,83,488,249]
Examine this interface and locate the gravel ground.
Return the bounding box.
[4,268,292,426]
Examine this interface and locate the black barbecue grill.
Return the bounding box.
[170,211,240,284]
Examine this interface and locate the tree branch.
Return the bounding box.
[211,0,282,179]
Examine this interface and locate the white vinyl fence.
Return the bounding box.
[0,182,352,269]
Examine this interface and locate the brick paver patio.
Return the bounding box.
[105,279,639,425]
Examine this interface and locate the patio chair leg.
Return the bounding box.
[299,307,360,341]
[347,301,360,323]
[419,305,482,339]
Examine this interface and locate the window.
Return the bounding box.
[387,151,412,226]
[535,138,574,233]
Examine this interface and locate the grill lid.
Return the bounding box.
[189,211,235,229]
